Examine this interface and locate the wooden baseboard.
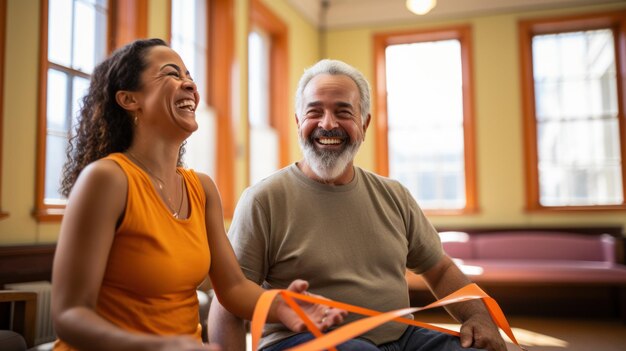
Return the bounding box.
[0,244,56,287]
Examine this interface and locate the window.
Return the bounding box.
[248,0,288,185]
[170,0,216,179]
[374,26,477,214]
[35,0,146,221]
[171,0,207,99]
[520,12,626,211]
[36,0,109,220]
[248,27,278,184]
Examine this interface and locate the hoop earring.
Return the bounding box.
[133,113,138,125]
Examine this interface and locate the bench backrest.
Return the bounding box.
[440,231,616,263]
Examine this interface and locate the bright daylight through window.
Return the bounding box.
[385,39,466,210]
[532,29,623,206]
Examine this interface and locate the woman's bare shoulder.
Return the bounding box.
[67,158,128,206]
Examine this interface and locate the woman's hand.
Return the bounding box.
[274,279,348,332]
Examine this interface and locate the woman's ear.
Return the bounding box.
[115,90,139,112]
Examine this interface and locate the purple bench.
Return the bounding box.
[406,229,626,320]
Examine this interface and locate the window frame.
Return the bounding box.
[519,11,626,212]
[34,0,147,222]
[206,0,237,219]
[247,0,289,185]
[373,25,478,215]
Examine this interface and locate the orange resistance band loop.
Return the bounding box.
[251,283,526,351]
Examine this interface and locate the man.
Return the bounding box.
[209,59,506,351]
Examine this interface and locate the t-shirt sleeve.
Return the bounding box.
[403,186,444,274]
[227,188,270,285]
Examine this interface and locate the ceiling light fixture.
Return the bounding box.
[406,0,437,15]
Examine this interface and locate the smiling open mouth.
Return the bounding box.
[317,137,343,145]
[312,128,347,147]
[175,99,196,111]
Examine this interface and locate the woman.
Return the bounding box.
[52,38,344,351]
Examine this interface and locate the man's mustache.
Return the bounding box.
[309,128,348,141]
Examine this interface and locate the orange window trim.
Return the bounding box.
[208,0,237,219]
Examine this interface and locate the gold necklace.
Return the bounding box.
[125,151,184,218]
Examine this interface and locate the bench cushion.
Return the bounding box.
[458,260,626,284]
[405,260,626,290]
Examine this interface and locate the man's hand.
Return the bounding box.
[275,279,347,332]
[459,314,507,351]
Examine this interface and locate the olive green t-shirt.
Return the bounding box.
[228,163,443,348]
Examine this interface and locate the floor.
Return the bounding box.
[417,312,626,351]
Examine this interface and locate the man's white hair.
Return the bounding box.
[295,59,371,126]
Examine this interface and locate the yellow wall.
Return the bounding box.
[147,0,169,40]
[324,2,626,231]
[1,0,625,245]
[2,0,43,244]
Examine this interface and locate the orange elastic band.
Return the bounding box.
[251,283,526,351]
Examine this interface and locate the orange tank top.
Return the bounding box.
[54,153,211,350]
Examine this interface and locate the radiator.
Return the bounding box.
[5,281,56,345]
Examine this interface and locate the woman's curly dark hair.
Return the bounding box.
[61,38,186,197]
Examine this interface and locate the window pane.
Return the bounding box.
[171,0,196,70]
[171,0,207,98]
[538,119,621,165]
[72,76,90,128]
[171,0,213,178]
[538,119,622,206]
[249,127,278,184]
[533,29,623,206]
[385,39,466,209]
[48,0,73,66]
[534,30,617,121]
[248,29,270,128]
[186,104,217,178]
[49,0,107,72]
[47,69,69,131]
[73,0,107,73]
[45,134,69,203]
[248,28,277,184]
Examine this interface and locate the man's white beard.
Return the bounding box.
[299,133,361,182]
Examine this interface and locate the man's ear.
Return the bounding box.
[294,113,301,127]
[362,113,372,139]
[115,90,139,112]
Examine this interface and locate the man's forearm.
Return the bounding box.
[421,255,491,323]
